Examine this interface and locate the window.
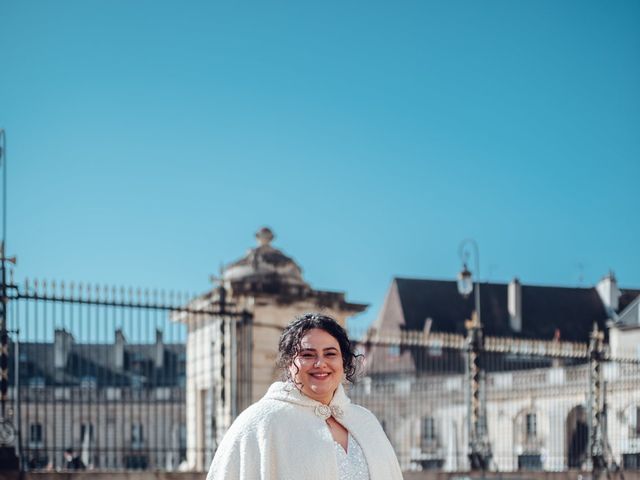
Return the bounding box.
[421,416,436,445]
[80,375,97,389]
[29,423,43,446]
[428,339,443,357]
[54,388,71,400]
[124,455,148,469]
[428,345,443,357]
[525,413,537,439]
[131,423,144,449]
[105,387,121,401]
[155,387,171,400]
[179,424,187,463]
[626,405,640,438]
[518,453,542,470]
[418,459,445,470]
[131,375,145,390]
[623,453,640,469]
[130,352,146,362]
[81,423,94,443]
[28,376,45,388]
[387,345,400,357]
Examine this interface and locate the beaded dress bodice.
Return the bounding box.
[334,434,371,480]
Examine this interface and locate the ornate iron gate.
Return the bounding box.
[3,276,250,472]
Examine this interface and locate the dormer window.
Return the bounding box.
[28,376,45,388]
[80,375,97,389]
[131,375,145,389]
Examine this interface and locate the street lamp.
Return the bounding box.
[457,263,473,297]
[457,238,491,471]
[457,239,481,326]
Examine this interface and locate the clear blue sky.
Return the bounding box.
[2,0,639,331]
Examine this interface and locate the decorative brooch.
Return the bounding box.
[314,404,344,420]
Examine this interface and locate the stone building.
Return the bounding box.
[13,328,186,470]
[352,359,640,472]
[177,227,367,470]
[353,272,640,472]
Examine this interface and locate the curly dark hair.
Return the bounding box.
[277,312,361,384]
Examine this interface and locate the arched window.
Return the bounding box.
[566,405,588,469]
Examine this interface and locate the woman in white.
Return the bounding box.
[207,313,403,480]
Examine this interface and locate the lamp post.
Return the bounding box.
[457,239,491,471]
[588,323,607,475]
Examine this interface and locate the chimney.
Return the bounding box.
[596,271,620,315]
[54,329,75,368]
[114,329,126,369]
[154,328,164,368]
[508,278,522,332]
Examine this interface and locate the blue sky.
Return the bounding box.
[2,0,639,331]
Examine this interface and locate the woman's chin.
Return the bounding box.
[306,385,334,404]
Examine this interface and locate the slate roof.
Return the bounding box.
[379,277,640,343]
[9,341,185,388]
[365,277,640,376]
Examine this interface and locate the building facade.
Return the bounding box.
[178,227,367,470]
[351,272,640,472]
[13,328,186,470]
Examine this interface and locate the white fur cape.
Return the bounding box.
[207,381,403,480]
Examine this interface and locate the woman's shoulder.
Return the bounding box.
[228,395,308,433]
[346,402,388,437]
[348,402,379,421]
[231,397,281,425]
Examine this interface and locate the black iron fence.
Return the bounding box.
[351,324,640,476]
[5,276,250,472]
[5,274,639,476]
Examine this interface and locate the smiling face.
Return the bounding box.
[289,328,345,405]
